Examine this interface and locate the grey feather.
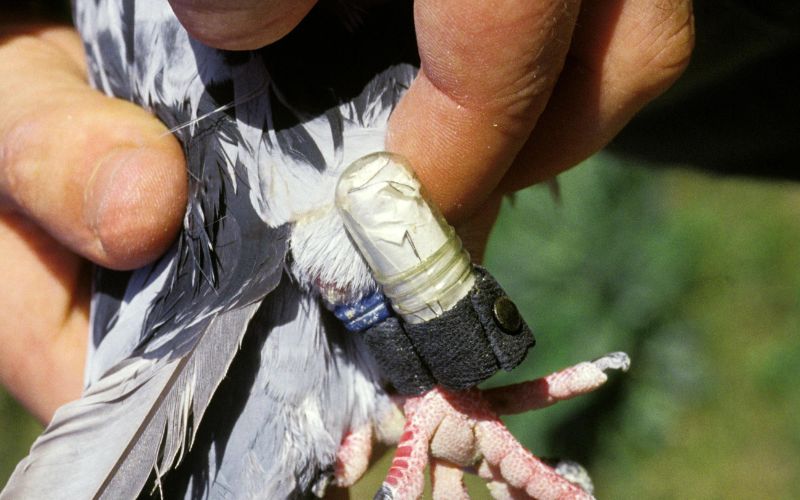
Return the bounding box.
[2,302,260,499]
[3,0,419,498]
[157,278,386,498]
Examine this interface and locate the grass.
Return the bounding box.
[0,391,41,484]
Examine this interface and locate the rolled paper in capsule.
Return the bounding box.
[336,152,475,324]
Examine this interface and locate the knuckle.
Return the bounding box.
[168,0,314,50]
[168,1,261,49]
[0,112,48,212]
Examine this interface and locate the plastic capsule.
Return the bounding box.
[336,152,475,324]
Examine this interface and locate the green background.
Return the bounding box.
[4,155,799,497]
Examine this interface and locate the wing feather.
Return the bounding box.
[1,302,262,500]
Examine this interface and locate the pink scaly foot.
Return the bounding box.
[371,352,630,500]
[477,460,529,500]
[373,391,449,499]
[483,351,631,415]
[334,424,373,488]
[431,459,469,500]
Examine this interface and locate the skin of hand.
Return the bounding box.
[0,21,188,423]
[0,0,694,423]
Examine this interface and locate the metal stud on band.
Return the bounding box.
[492,296,522,334]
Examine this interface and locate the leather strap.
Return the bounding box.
[338,266,535,395]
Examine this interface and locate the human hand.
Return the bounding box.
[0,21,187,423]
[168,0,694,256]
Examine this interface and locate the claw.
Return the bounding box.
[546,459,595,495]
[374,484,394,500]
[592,351,631,373]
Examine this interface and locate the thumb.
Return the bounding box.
[0,24,187,270]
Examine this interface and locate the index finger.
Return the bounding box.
[386,0,581,222]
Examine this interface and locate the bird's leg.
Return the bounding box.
[370,352,629,500]
[374,390,451,499]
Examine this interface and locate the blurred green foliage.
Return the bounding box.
[484,154,800,498]
[0,392,41,484]
[3,153,799,497]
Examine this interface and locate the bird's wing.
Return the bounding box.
[141,5,419,496]
[2,302,265,499]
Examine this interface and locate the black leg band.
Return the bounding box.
[360,266,535,395]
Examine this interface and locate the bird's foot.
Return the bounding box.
[334,424,374,488]
[335,352,630,499]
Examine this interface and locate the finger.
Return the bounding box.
[0,213,87,423]
[168,0,317,49]
[0,25,187,270]
[431,459,468,500]
[501,0,695,190]
[387,0,581,223]
[454,192,503,264]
